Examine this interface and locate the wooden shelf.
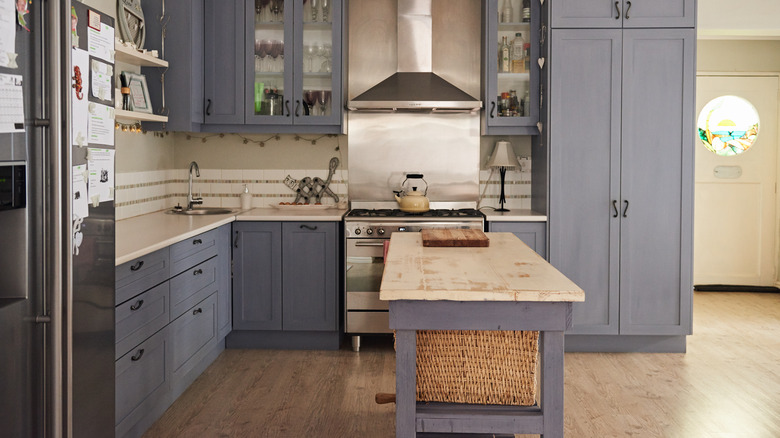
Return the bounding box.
[115,109,168,123]
[114,43,169,68]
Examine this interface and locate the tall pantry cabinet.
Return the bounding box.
[548,0,696,352]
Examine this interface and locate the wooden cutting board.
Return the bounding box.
[421,229,490,247]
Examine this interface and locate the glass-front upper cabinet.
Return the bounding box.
[246,0,342,129]
[483,0,540,135]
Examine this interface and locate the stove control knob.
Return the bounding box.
[377,228,385,235]
[354,228,361,235]
[366,228,374,235]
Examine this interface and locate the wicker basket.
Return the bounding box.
[414,330,539,406]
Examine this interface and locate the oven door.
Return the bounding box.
[345,238,391,333]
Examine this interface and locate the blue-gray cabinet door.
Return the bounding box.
[551,0,694,29]
[216,225,232,338]
[489,222,547,259]
[281,222,337,331]
[619,29,694,335]
[549,29,622,335]
[232,222,283,330]
[204,0,245,124]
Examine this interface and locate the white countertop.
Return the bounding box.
[236,207,348,221]
[481,209,547,222]
[116,207,347,266]
[379,233,583,302]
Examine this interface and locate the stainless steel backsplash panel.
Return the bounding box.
[347,112,479,207]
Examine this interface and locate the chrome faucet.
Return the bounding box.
[187,161,203,210]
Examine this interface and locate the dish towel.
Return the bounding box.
[383,240,390,263]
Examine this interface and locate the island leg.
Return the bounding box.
[541,330,565,438]
[395,329,417,437]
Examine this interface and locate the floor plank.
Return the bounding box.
[143,292,780,437]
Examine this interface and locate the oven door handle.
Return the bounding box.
[354,241,386,247]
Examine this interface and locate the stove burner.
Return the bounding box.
[348,208,484,218]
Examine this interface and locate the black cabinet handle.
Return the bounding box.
[206,99,212,116]
[234,231,240,248]
[193,269,203,276]
[130,260,144,271]
[192,308,203,315]
[615,1,620,19]
[193,239,202,245]
[625,1,632,19]
[131,349,144,361]
[612,200,619,218]
[130,300,144,311]
[489,101,495,118]
[285,100,291,117]
[295,100,301,117]
[300,224,318,231]
[622,200,629,217]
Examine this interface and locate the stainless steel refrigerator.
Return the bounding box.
[0,1,115,436]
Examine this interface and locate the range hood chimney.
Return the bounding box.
[347,0,482,112]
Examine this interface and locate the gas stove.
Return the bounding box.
[346,208,484,219]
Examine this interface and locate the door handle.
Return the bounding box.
[130,300,144,311]
[234,232,240,248]
[193,269,203,276]
[295,100,301,117]
[489,101,496,118]
[192,308,203,315]
[300,224,318,231]
[612,200,619,218]
[193,238,202,245]
[355,241,386,247]
[614,1,621,19]
[622,200,629,217]
[131,349,145,361]
[130,260,144,271]
[285,100,291,117]
[625,1,632,19]
[205,98,212,116]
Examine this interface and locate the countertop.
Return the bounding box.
[481,209,547,222]
[379,233,583,302]
[116,207,347,266]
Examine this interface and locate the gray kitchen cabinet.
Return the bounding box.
[549,28,694,348]
[482,0,540,135]
[114,225,231,438]
[230,221,340,349]
[200,0,344,133]
[232,222,283,330]
[551,0,695,28]
[489,222,547,259]
[282,222,338,331]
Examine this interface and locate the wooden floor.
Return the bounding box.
[143,292,780,437]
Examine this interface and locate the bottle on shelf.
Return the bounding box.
[499,36,510,73]
[522,0,531,22]
[509,90,518,116]
[523,43,531,73]
[523,88,530,116]
[511,32,525,73]
[501,0,513,23]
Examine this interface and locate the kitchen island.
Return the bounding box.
[380,233,583,437]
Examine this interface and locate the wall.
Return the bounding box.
[698,0,780,34]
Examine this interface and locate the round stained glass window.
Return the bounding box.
[697,96,760,157]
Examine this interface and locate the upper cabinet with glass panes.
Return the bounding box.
[483,0,541,135]
[202,0,343,133]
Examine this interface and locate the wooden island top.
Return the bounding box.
[380,232,584,302]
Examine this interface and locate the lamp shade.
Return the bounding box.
[486,141,521,169]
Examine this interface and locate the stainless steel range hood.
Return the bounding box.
[347,0,482,112]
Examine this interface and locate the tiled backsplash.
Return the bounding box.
[115,165,531,220]
[115,168,349,220]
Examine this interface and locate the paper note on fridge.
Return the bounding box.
[87,148,115,202]
[72,164,90,220]
[87,102,115,146]
[0,0,16,68]
[0,73,24,133]
[90,59,113,102]
[87,21,115,63]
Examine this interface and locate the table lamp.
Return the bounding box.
[486,140,521,212]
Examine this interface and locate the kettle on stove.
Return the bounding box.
[394,174,430,213]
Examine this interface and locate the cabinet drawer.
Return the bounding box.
[169,257,219,320]
[115,282,170,360]
[170,228,220,275]
[116,247,170,305]
[168,293,219,383]
[115,329,169,433]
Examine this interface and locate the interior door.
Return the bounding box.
[694,75,779,286]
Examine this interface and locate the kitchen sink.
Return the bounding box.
[167,207,236,215]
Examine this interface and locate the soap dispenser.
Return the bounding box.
[240,184,252,210]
